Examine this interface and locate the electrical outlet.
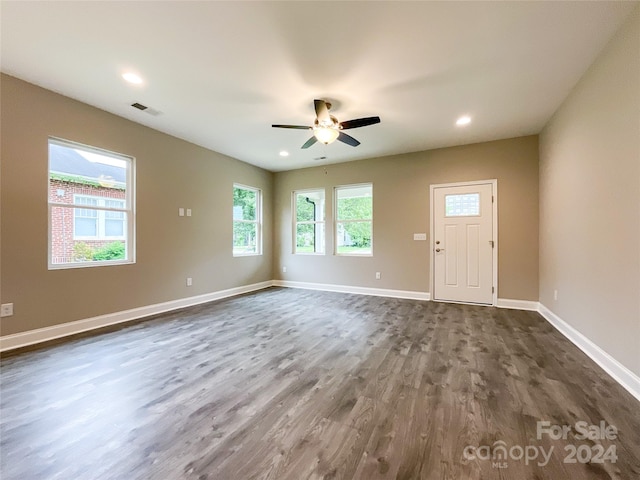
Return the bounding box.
[186,208,192,217]
[1,303,14,317]
[282,266,287,273]
[554,289,558,301]
[186,277,193,287]
[375,272,381,280]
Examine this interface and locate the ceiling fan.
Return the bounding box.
[272,99,381,149]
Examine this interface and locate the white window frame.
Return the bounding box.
[293,189,326,255]
[73,195,126,240]
[48,137,135,269]
[233,183,262,256]
[334,183,373,256]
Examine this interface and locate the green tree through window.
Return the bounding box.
[336,184,372,255]
[233,185,261,255]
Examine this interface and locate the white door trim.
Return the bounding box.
[429,179,498,306]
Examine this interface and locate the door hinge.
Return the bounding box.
[492,195,494,203]
[489,240,495,248]
[492,286,495,294]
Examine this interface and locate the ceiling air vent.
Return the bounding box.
[131,102,163,116]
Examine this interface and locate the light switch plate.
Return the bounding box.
[179,208,185,217]
[413,233,427,241]
[186,209,192,217]
[1,303,14,317]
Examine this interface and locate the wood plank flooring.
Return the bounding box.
[1,287,639,479]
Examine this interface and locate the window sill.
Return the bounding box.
[48,259,135,270]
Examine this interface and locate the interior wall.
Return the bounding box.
[0,74,273,336]
[274,136,539,301]
[539,6,640,377]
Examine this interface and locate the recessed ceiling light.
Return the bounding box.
[279,151,289,157]
[456,115,472,126]
[122,72,143,85]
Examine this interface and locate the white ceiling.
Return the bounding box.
[1,1,636,172]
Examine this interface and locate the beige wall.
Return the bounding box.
[539,7,640,377]
[274,136,539,301]
[0,74,273,336]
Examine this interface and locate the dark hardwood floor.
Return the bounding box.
[1,287,639,479]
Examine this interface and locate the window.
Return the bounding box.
[445,193,480,217]
[74,196,98,237]
[48,138,134,268]
[73,195,125,239]
[335,184,373,255]
[233,184,261,256]
[294,189,325,254]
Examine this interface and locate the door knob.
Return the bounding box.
[435,248,444,252]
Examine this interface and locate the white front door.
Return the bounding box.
[432,182,495,305]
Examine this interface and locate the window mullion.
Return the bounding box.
[98,209,105,238]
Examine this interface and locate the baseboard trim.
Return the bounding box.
[0,281,274,352]
[538,303,640,403]
[497,298,540,311]
[273,280,431,301]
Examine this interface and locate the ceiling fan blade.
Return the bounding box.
[301,136,318,149]
[337,132,360,147]
[272,124,312,129]
[339,116,381,130]
[314,99,330,123]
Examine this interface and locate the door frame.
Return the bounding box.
[429,179,498,306]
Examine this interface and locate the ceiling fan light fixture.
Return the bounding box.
[314,125,340,144]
